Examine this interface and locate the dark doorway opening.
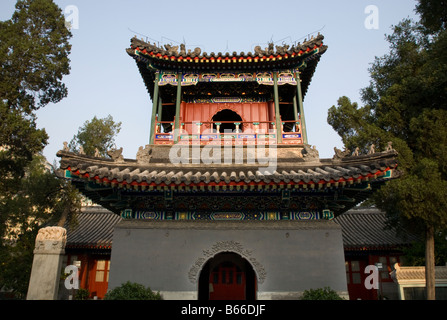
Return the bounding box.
[212,109,243,133]
[198,252,257,300]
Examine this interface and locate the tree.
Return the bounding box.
[0,0,71,196]
[415,0,447,34]
[68,115,122,157]
[0,155,82,298]
[327,6,447,299]
[0,0,72,298]
[0,0,72,113]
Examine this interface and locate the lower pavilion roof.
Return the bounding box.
[333,207,419,251]
[58,144,399,217]
[64,206,120,250]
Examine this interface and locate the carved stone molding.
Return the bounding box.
[34,226,67,253]
[188,240,267,284]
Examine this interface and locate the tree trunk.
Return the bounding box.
[425,224,435,300]
[57,206,70,227]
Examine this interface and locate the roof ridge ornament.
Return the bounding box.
[333,147,351,160]
[301,144,320,161]
[136,144,152,164]
[335,141,395,160]
[385,141,393,152]
[131,33,325,59]
[107,147,124,163]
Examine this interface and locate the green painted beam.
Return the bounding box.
[295,70,308,144]
[174,72,182,143]
[273,71,282,144]
[157,97,163,122]
[149,72,160,145]
[292,95,299,122]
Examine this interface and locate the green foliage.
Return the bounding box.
[0,102,49,192]
[327,4,447,298]
[0,0,72,195]
[0,155,82,298]
[103,281,162,300]
[300,287,344,300]
[75,288,90,300]
[0,0,72,113]
[416,0,447,34]
[327,15,447,238]
[402,231,447,266]
[68,115,122,157]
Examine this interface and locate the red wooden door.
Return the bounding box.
[88,259,110,299]
[209,262,245,300]
[346,259,377,300]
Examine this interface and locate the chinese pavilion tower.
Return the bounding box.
[57,34,398,300]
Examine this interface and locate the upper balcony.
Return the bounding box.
[154,117,303,145]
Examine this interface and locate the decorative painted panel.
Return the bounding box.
[120,209,333,221]
[158,71,299,86]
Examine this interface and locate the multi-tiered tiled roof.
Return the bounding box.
[58,145,398,218]
[126,34,327,100]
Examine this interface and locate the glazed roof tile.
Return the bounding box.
[391,265,447,282]
[128,34,326,63]
[333,207,419,250]
[126,35,328,99]
[58,146,398,216]
[58,148,397,188]
[64,206,121,249]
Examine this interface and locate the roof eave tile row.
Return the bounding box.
[58,150,398,191]
[128,35,326,65]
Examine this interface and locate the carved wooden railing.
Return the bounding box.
[154,118,303,145]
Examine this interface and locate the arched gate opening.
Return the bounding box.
[212,109,243,133]
[198,252,257,300]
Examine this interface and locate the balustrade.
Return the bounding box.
[154,117,303,145]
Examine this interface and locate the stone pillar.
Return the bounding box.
[27,226,67,300]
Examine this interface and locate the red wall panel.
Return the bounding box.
[181,102,273,134]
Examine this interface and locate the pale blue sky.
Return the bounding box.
[1,0,418,162]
